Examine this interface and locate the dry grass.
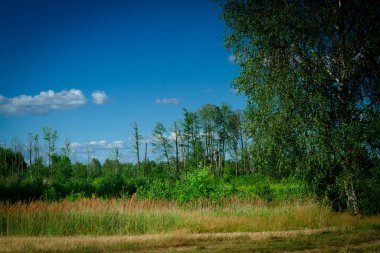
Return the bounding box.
[1,198,380,252]
[1,197,380,236]
[1,228,380,252]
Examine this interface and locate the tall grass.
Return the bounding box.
[1,196,379,236]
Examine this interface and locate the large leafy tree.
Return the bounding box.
[221,0,379,213]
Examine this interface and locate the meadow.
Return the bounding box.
[1,196,380,252]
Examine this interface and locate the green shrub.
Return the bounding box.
[42,187,57,201]
[174,166,216,202]
[137,179,173,200]
[256,184,274,202]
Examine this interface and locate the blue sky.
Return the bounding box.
[0,0,245,163]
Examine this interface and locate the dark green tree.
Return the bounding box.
[221,0,380,213]
[0,147,27,177]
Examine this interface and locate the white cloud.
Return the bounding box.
[70,140,126,151]
[0,89,86,115]
[155,98,181,105]
[113,140,124,147]
[70,142,82,148]
[228,54,236,64]
[92,90,108,105]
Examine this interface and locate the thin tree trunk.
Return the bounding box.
[174,125,179,178]
[134,123,141,171]
[144,142,148,176]
[234,143,238,177]
[181,138,186,175]
[86,143,90,178]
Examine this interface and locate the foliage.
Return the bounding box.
[220,0,380,214]
[174,166,216,202]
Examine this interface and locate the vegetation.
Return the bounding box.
[221,0,380,214]
[2,227,380,253]
[3,0,378,216]
[0,1,379,251]
[0,141,306,203]
[1,197,380,236]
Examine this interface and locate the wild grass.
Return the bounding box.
[2,228,380,253]
[1,196,379,236]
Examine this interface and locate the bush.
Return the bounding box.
[174,166,216,202]
[137,179,173,200]
[356,164,380,215]
[256,184,274,202]
[42,187,57,201]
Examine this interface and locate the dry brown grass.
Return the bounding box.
[1,227,380,253]
[1,197,380,236]
[0,228,336,252]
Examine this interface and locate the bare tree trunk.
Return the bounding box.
[174,123,179,178]
[86,143,90,178]
[33,134,40,162]
[204,127,209,165]
[217,141,221,176]
[181,143,185,172]
[186,136,190,174]
[234,143,238,177]
[210,129,214,173]
[220,140,226,174]
[144,142,148,176]
[28,134,33,167]
[133,123,141,171]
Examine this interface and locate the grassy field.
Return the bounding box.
[2,228,380,252]
[1,197,380,252]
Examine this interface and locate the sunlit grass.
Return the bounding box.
[1,196,379,236]
[1,228,380,253]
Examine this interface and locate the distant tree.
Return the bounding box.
[43,127,58,170]
[27,133,34,167]
[172,121,180,178]
[112,144,120,174]
[61,137,71,159]
[33,134,40,163]
[183,109,202,166]
[10,138,25,175]
[152,122,173,168]
[143,141,148,175]
[0,147,27,177]
[89,158,101,177]
[227,110,241,176]
[133,123,141,172]
[198,104,218,168]
[217,103,233,175]
[52,154,72,179]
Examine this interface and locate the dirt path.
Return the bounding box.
[1,227,379,253]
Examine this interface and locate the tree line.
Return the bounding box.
[0,103,265,203]
[1,103,253,180]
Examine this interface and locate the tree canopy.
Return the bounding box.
[221,0,380,213]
